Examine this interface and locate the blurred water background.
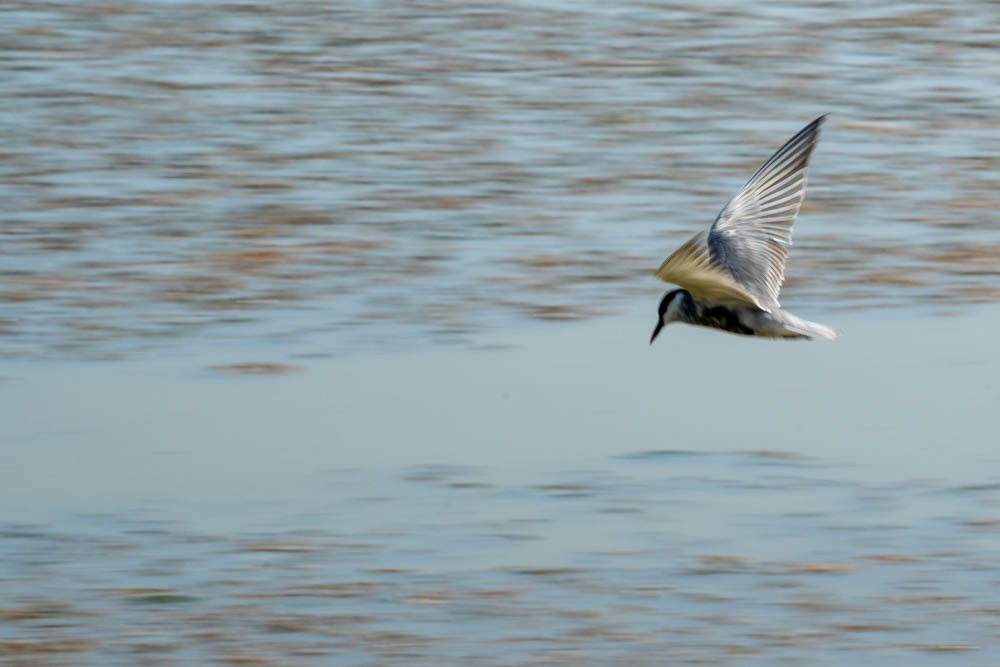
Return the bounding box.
[1,0,997,358]
[1,1,998,665]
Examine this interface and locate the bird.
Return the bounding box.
[649,115,839,344]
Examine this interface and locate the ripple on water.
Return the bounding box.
[1,1,998,359]
[2,447,997,665]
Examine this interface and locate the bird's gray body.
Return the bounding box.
[650,116,839,343]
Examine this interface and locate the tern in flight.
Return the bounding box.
[650,116,839,343]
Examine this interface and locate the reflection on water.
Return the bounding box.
[1,308,998,665]
[1,1,998,359]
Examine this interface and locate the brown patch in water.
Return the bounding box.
[0,602,84,621]
[700,554,747,565]
[833,623,900,633]
[527,304,594,321]
[230,227,282,239]
[506,254,584,267]
[912,643,979,653]
[309,240,383,253]
[958,286,1000,300]
[921,244,1000,275]
[209,250,291,265]
[785,562,860,574]
[862,553,920,563]
[0,639,98,653]
[473,588,523,599]
[406,590,452,605]
[859,271,927,286]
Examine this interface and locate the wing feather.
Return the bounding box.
[654,231,765,308]
[654,116,826,312]
[707,116,825,310]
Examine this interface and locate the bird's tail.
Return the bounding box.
[796,320,840,340]
[785,314,840,341]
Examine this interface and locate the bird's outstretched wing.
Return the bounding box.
[655,115,825,312]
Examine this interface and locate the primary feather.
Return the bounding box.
[655,115,825,312]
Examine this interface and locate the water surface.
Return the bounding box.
[1,0,997,359]
[1,1,998,665]
[2,308,998,665]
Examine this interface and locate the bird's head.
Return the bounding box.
[650,289,686,344]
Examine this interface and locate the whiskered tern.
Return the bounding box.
[650,116,839,343]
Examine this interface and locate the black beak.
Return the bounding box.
[650,320,665,345]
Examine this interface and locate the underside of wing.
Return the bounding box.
[707,115,826,311]
[654,232,766,309]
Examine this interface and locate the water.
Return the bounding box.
[1,0,997,359]
[1,1,999,665]
[2,308,998,664]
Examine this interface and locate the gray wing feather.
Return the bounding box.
[708,115,825,311]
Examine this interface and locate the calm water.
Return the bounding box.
[2,308,999,665]
[1,1,999,665]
